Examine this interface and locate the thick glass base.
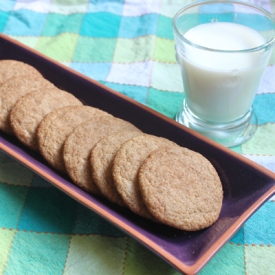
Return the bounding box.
[175,99,258,147]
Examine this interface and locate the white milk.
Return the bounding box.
[177,22,268,123]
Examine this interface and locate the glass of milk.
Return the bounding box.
[173,0,275,147]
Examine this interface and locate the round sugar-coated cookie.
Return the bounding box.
[138,147,223,231]
[0,74,54,134]
[91,130,143,206]
[63,116,140,195]
[37,105,111,173]
[10,88,82,151]
[0,60,41,85]
[112,134,179,219]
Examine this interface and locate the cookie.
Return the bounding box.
[10,88,82,151]
[37,105,111,173]
[63,116,140,195]
[91,130,142,206]
[112,134,179,219]
[0,74,54,134]
[0,60,41,85]
[138,147,223,231]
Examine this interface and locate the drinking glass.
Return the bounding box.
[173,0,275,147]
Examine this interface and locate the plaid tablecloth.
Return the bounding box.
[0,0,275,274]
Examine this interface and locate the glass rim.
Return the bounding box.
[172,0,275,53]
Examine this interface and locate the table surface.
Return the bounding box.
[0,1,275,274]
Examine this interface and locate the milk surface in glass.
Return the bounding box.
[178,22,267,123]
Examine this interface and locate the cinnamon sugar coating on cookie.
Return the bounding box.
[112,134,179,219]
[138,147,223,231]
[0,60,42,85]
[0,74,54,134]
[37,105,110,173]
[91,130,142,206]
[63,116,140,195]
[10,88,82,150]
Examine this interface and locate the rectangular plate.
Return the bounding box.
[0,34,275,275]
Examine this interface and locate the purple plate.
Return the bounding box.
[0,34,275,275]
